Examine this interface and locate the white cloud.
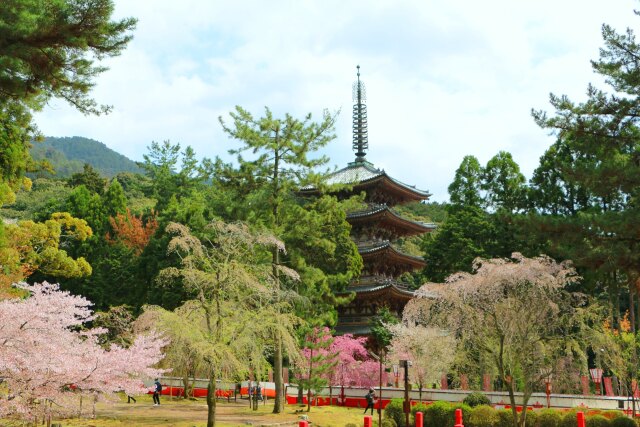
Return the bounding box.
[33,0,640,201]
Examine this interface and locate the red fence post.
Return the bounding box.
[364,415,373,427]
[454,408,464,427]
[577,412,586,427]
[299,421,308,427]
[415,411,423,427]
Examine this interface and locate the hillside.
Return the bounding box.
[30,136,143,178]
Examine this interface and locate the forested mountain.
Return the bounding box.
[30,136,143,178]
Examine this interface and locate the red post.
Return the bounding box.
[415,411,423,427]
[454,408,464,427]
[299,421,309,427]
[577,412,586,427]
[364,415,373,427]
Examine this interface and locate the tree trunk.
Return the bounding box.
[629,284,636,334]
[273,331,284,413]
[206,375,217,427]
[307,347,313,412]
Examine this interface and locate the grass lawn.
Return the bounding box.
[3,394,373,427]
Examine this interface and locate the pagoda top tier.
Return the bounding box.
[301,160,430,206]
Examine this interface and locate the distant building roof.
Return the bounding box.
[300,160,431,202]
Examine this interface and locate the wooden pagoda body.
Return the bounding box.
[327,159,435,336]
[304,159,435,335]
[301,66,435,336]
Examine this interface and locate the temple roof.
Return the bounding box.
[300,160,431,205]
[358,240,426,266]
[347,204,436,236]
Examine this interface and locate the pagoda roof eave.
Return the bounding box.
[337,282,416,300]
[357,241,427,268]
[347,204,437,234]
[299,161,431,200]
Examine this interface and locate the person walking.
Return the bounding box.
[364,388,376,415]
[153,379,162,406]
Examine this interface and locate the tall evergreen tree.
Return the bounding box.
[448,155,484,208]
[532,13,640,327]
[217,106,360,413]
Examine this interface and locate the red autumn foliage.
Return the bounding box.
[106,209,158,255]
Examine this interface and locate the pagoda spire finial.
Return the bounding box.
[352,65,368,162]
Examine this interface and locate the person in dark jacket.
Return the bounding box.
[153,379,162,406]
[364,388,376,414]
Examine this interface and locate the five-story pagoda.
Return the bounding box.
[302,67,435,335]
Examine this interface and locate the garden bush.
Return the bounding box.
[384,399,405,427]
[587,415,612,427]
[534,409,562,427]
[496,409,515,427]
[464,392,492,407]
[380,418,397,427]
[611,416,636,427]
[413,402,430,426]
[468,405,499,427]
[560,410,581,427]
[526,410,539,427]
[601,411,623,420]
[423,401,472,427]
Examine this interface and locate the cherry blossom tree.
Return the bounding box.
[298,330,383,406]
[404,253,588,427]
[0,282,166,423]
[387,324,455,401]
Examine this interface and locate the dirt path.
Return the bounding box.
[98,400,300,426]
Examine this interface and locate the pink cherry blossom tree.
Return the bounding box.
[298,330,384,406]
[0,282,166,423]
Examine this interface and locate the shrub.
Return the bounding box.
[602,411,623,420]
[560,409,578,427]
[423,401,472,427]
[612,417,636,427]
[468,405,499,427]
[380,419,397,427]
[413,403,430,426]
[384,399,405,427]
[526,410,539,427]
[464,392,492,408]
[534,409,562,427]
[496,409,515,427]
[587,415,612,427]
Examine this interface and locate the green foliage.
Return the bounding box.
[141,141,207,213]
[0,101,38,207]
[611,416,636,427]
[215,106,360,329]
[559,411,581,427]
[586,415,612,427]
[395,201,448,223]
[534,409,562,427]
[383,399,405,427]
[449,155,484,208]
[463,392,492,407]
[68,164,107,195]
[468,405,499,427]
[380,419,397,427]
[482,151,527,213]
[0,0,136,114]
[31,137,144,178]
[530,8,640,327]
[421,205,496,281]
[370,306,400,350]
[422,401,472,427]
[0,178,71,221]
[496,409,515,427]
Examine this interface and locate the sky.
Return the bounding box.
[33,0,640,202]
